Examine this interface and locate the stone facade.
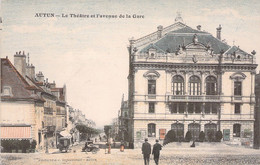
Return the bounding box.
[254,73,260,149]
[127,17,257,148]
[0,53,67,150]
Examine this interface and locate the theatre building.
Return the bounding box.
[127,16,257,148]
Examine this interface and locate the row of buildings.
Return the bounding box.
[118,14,260,148]
[0,52,94,151]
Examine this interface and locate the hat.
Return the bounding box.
[155,139,159,142]
[145,138,148,141]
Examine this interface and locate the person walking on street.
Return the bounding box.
[152,139,162,165]
[142,138,151,165]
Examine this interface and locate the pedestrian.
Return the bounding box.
[142,138,151,165]
[120,140,125,152]
[152,139,162,165]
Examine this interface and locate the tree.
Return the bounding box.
[199,131,205,142]
[215,131,223,142]
[185,131,192,142]
[104,125,112,141]
[76,124,100,141]
[208,131,214,142]
[163,130,176,145]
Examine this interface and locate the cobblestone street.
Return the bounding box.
[1,142,260,165]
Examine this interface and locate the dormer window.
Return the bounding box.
[148,48,156,59]
[3,86,12,96]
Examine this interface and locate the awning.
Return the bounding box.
[0,126,31,139]
[59,130,72,138]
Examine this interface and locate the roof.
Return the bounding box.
[51,87,65,101]
[1,58,44,101]
[169,26,207,34]
[140,25,231,54]
[225,46,248,55]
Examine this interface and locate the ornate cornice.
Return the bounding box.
[133,62,257,72]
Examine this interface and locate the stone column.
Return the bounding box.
[202,103,205,118]
[185,72,189,95]
[251,71,256,95]
[201,71,205,95]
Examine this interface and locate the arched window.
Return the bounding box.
[233,124,241,137]
[172,75,184,95]
[188,123,201,140]
[189,76,201,95]
[204,123,217,141]
[171,123,184,139]
[148,123,156,137]
[206,76,217,95]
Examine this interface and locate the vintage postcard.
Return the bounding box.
[1,0,260,164]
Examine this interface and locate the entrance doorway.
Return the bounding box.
[188,123,200,141]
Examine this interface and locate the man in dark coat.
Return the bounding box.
[152,139,162,165]
[142,138,151,165]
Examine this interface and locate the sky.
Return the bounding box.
[1,0,260,128]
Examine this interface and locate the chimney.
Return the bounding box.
[26,64,35,80]
[216,24,222,40]
[197,25,201,31]
[49,81,56,88]
[157,25,163,39]
[14,51,26,77]
[36,71,44,82]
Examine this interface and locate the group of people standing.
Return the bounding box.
[142,138,162,165]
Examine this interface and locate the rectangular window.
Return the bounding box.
[235,104,241,114]
[188,103,194,113]
[149,102,155,113]
[170,103,177,113]
[148,124,156,137]
[195,103,201,114]
[148,80,156,94]
[179,103,185,114]
[205,103,211,114]
[212,103,218,114]
[234,81,242,96]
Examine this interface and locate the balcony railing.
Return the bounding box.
[170,95,220,102]
[133,113,253,120]
[133,94,253,103]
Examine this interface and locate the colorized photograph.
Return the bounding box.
[1,0,260,164]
